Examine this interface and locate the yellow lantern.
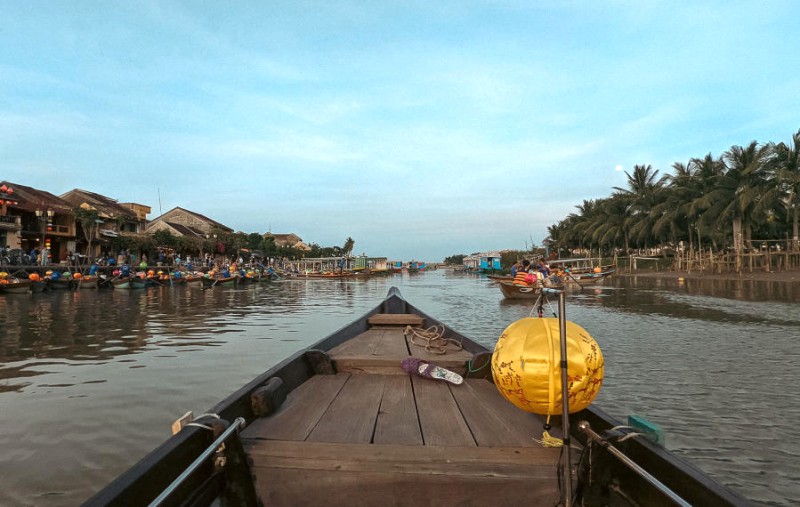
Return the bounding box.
[492,318,604,415]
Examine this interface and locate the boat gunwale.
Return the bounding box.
[83,286,751,507]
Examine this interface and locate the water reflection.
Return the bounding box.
[0,272,798,506]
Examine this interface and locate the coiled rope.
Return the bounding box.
[403,324,463,355]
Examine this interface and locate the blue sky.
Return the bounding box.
[2,1,799,261]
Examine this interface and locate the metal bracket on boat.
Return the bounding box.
[150,417,249,507]
[577,421,691,507]
[251,376,287,417]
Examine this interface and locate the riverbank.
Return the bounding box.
[619,268,800,282]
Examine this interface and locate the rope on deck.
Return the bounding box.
[403,324,463,355]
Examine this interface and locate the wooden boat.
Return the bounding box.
[1,278,32,294]
[76,276,99,289]
[498,280,542,299]
[299,271,349,279]
[30,280,48,293]
[130,277,149,289]
[487,274,513,283]
[110,276,132,289]
[563,268,615,287]
[168,275,187,286]
[185,274,204,288]
[202,275,237,288]
[85,288,749,507]
[47,278,73,290]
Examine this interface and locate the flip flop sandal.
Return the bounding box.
[401,357,463,385]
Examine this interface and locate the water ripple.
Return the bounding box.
[0,273,798,505]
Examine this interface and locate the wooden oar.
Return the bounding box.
[565,272,585,291]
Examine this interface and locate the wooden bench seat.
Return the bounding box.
[240,324,568,506]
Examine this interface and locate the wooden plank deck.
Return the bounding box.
[241,318,567,505]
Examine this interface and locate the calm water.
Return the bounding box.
[1,271,798,506]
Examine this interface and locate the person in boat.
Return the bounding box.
[513,260,534,286]
[510,261,520,277]
[538,258,550,277]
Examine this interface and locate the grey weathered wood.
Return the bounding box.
[367,313,424,326]
[307,374,386,443]
[465,378,565,440]
[405,332,472,364]
[465,351,493,379]
[242,374,349,441]
[333,356,468,375]
[450,379,539,447]
[304,349,336,374]
[373,375,422,445]
[250,377,287,417]
[329,328,410,358]
[245,440,561,506]
[328,329,387,356]
[411,375,476,447]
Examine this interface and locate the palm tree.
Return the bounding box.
[342,237,355,257]
[613,164,667,251]
[590,195,631,254]
[773,129,800,251]
[711,141,772,253]
[680,153,726,251]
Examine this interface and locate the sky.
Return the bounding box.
[2,1,799,261]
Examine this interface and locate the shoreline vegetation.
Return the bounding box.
[543,128,800,273]
[619,267,800,283]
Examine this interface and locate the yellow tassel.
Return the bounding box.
[532,415,563,447]
[533,430,563,447]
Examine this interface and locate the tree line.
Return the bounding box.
[545,128,800,257]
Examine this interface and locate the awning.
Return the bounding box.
[100,230,119,238]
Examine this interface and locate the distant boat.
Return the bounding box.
[563,269,616,287]
[76,276,99,289]
[1,278,32,294]
[47,278,73,290]
[110,277,132,289]
[202,275,237,288]
[498,281,541,299]
[185,274,204,288]
[487,274,514,283]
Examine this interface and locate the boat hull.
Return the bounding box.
[85,288,750,507]
[564,269,615,286]
[498,281,541,299]
[111,277,132,289]
[48,279,73,290]
[185,276,203,288]
[2,280,32,293]
[77,277,99,289]
[202,276,237,288]
[30,280,48,293]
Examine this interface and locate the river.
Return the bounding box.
[1,271,798,506]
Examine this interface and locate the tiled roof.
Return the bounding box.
[60,188,139,220]
[165,222,206,237]
[0,180,72,213]
[169,207,233,232]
